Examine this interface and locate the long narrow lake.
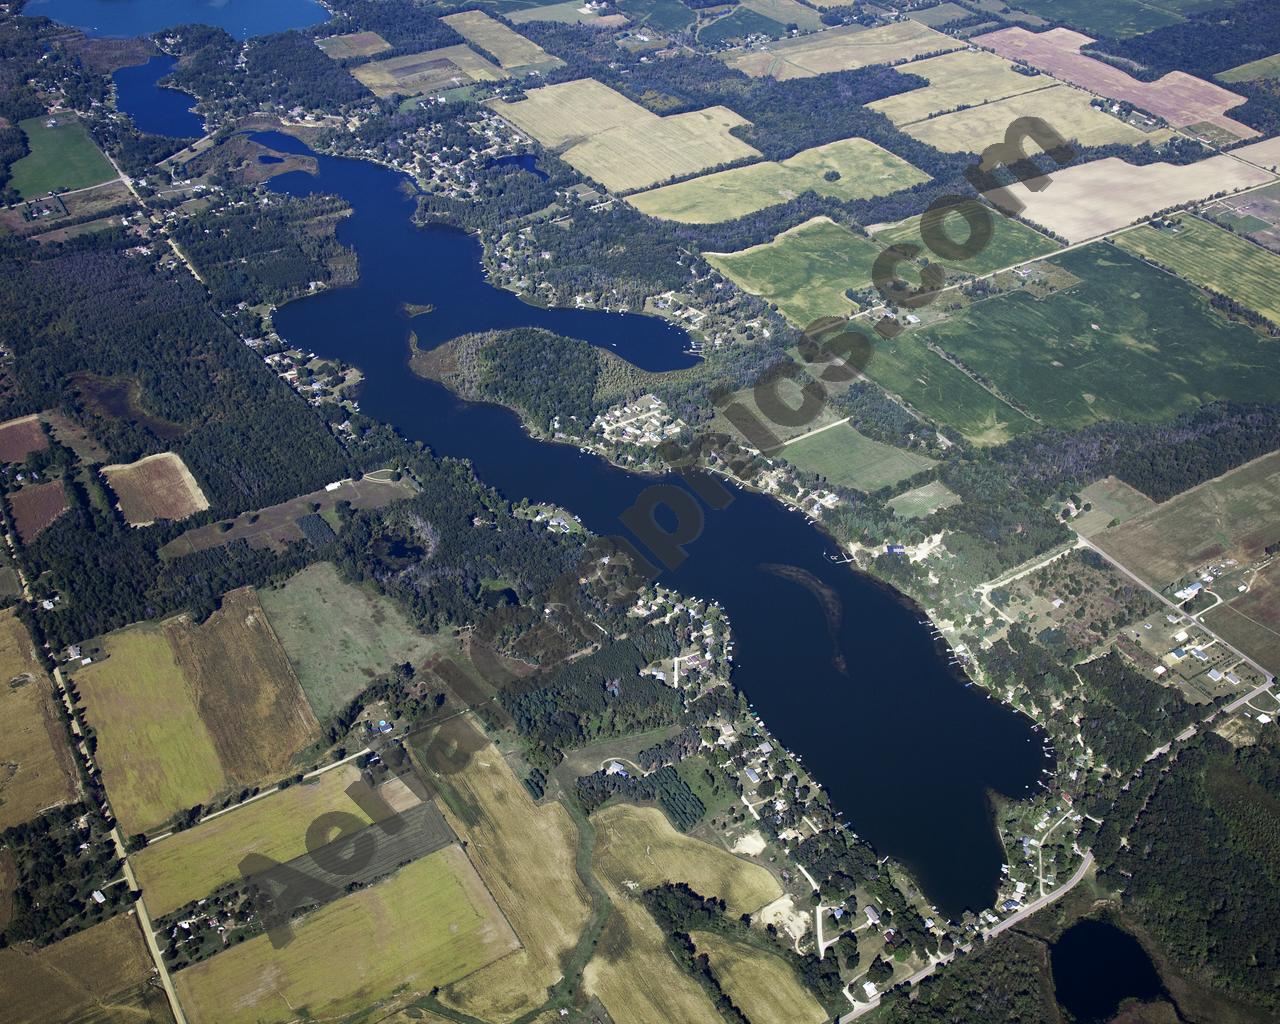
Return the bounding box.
[249,132,1050,918]
[26,0,328,38]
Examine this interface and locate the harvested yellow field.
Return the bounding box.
[593,804,781,916]
[441,11,562,70]
[988,154,1276,242]
[177,846,519,1024]
[315,30,391,59]
[102,452,208,526]
[868,48,1054,124]
[692,931,828,1024]
[433,727,593,1022]
[131,764,375,917]
[0,610,77,830]
[353,45,504,98]
[906,84,1165,152]
[491,79,760,192]
[628,137,928,223]
[725,21,962,80]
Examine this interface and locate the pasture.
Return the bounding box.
[176,846,519,1024]
[739,0,823,30]
[905,84,1162,153]
[441,11,562,71]
[1114,216,1280,325]
[1070,476,1155,537]
[258,561,445,718]
[989,154,1275,243]
[868,48,1053,125]
[628,138,928,224]
[1218,52,1280,83]
[909,245,1280,429]
[888,479,962,519]
[871,207,1059,277]
[8,479,69,543]
[0,912,167,1024]
[1091,449,1280,590]
[432,728,592,1021]
[101,452,209,526]
[592,804,781,916]
[132,764,378,916]
[1204,561,1280,674]
[0,414,48,463]
[0,610,77,830]
[353,45,504,98]
[10,115,115,199]
[692,931,827,1024]
[909,2,971,26]
[781,422,936,493]
[315,30,391,59]
[975,26,1257,137]
[705,217,880,327]
[725,21,962,79]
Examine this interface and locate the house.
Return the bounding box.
[864,905,881,925]
[757,741,773,756]
[1002,899,1020,912]
[744,767,760,784]
[1208,668,1224,682]
[863,982,878,1000]
[606,761,628,778]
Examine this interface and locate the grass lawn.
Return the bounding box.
[630,138,928,224]
[781,422,935,493]
[706,217,881,328]
[1114,215,1280,325]
[10,115,115,199]
[888,479,962,519]
[176,846,518,1024]
[871,206,1060,278]
[910,244,1280,430]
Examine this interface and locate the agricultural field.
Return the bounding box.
[0,610,77,830]
[1090,449,1280,590]
[0,912,172,1024]
[909,245,1280,430]
[994,0,1181,36]
[1218,52,1280,83]
[9,114,116,199]
[441,11,563,71]
[725,21,962,79]
[868,48,1054,125]
[490,78,760,192]
[989,153,1276,242]
[1114,215,1280,325]
[506,0,629,27]
[888,479,962,519]
[617,0,693,32]
[780,422,936,493]
[101,452,209,527]
[1204,560,1280,674]
[699,7,788,45]
[76,590,321,835]
[908,1,971,26]
[975,26,1257,137]
[8,478,69,543]
[628,138,928,224]
[592,804,781,916]
[1070,476,1156,537]
[352,45,505,98]
[905,84,1164,153]
[871,208,1059,277]
[131,764,379,916]
[705,217,881,328]
[160,471,417,558]
[315,30,391,59]
[257,561,445,719]
[0,414,48,463]
[738,0,824,31]
[175,846,519,1024]
[429,726,593,1021]
[692,931,827,1024]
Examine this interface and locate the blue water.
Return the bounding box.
[26,0,329,39]
[113,56,203,138]
[486,153,550,181]
[246,131,1049,918]
[1052,918,1166,1021]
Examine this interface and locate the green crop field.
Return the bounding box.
[888,480,961,518]
[258,561,448,718]
[908,245,1280,430]
[699,7,787,44]
[1218,52,1280,83]
[617,0,694,31]
[630,138,928,224]
[781,422,935,493]
[872,208,1059,278]
[1114,216,1280,325]
[10,115,115,199]
[1003,0,1182,36]
[706,217,881,328]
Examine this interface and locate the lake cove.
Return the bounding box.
[113,56,203,138]
[26,0,329,39]
[1051,917,1167,1021]
[244,131,1050,919]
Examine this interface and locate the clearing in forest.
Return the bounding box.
[0,414,48,464]
[441,11,563,71]
[781,422,936,494]
[692,930,828,1024]
[315,30,392,59]
[353,45,505,98]
[7,478,68,543]
[9,114,115,199]
[725,21,962,80]
[101,451,209,526]
[888,480,962,519]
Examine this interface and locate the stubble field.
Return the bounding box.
[867,48,1054,125]
[101,452,209,527]
[353,46,505,98]
[725,21,962,79]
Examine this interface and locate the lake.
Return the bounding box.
[25,0,329,39]
[113,55,204,138]
[249,130,1051,919]
[1052,917,1167,1021]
